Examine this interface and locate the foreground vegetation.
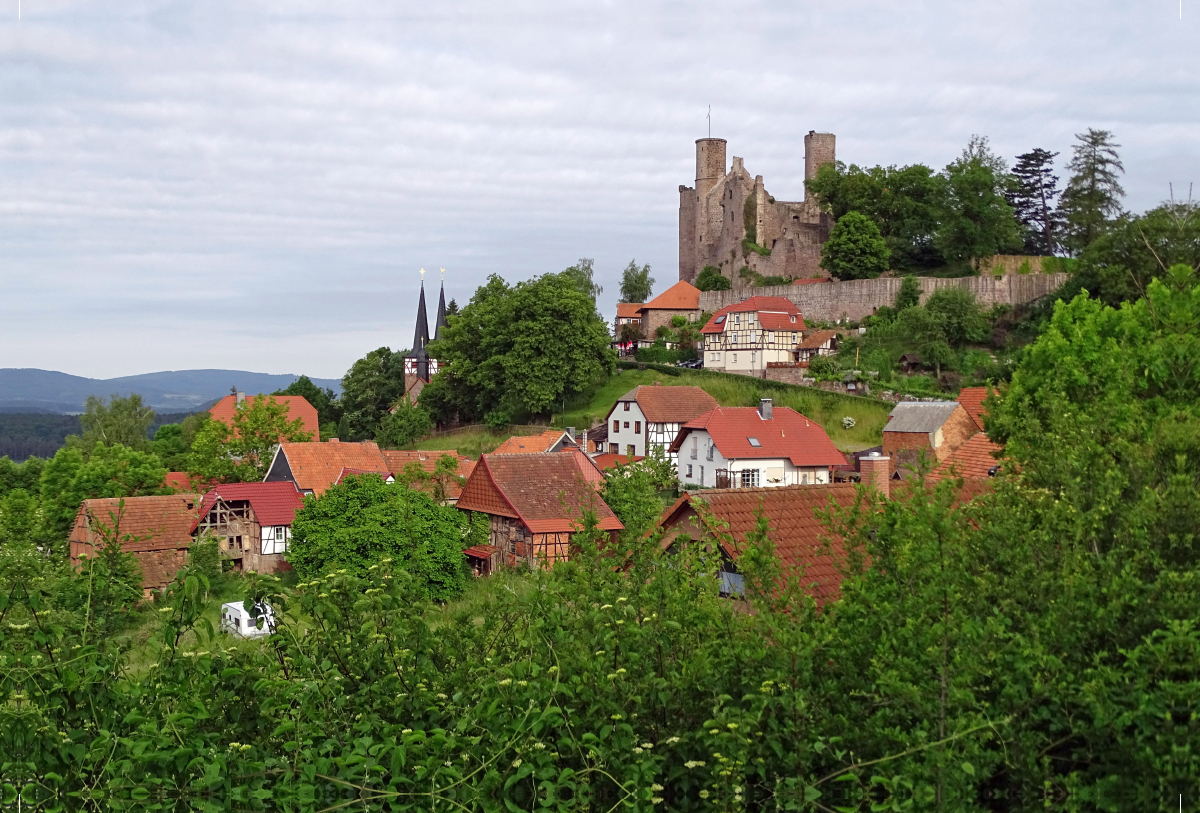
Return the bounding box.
[4,266,1198,810]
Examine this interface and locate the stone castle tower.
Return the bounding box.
[678,131,836,285]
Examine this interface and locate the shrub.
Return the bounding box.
[695,265,731,291]
[842,416,856,429]
[808,355,838,379]
[821,212,890,280]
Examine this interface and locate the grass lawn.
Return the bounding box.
[550,367,891,453]
[415,425,547,457]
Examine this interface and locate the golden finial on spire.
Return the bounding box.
[420,268,426,281]
[440,267,445,280]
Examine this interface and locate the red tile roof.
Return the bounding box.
[190,481,305,532]
[928,433,1003,482]
[492,430,574,455]
[611,385,719,424]
[670,407,845,468]
[273,441,391,496]
[463,544,500,559]
[798,329,839,350]
[69,495,203,591]
[456,453,623,534]
[165,471,194,492]
[792,277,830,285]
[701,296,805,334]
[209,395,320,441]
[616,303,644,319]
[657,484,859,605]
[641,280,701,311]
[376,450,477,500]
[594,453,644,470]
[955,386,995,433]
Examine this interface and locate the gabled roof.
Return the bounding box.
[166,471,194,492]
[701,296,805,334]
[191,481,305,532]
[492,430,575,455]
[381,449,477,500]
[456,453,623,533]
[657,484,859,605]
[70,495,202,589]
[955,386,995,433]
[928,433,1003,482]
[798,329,839,349]
[434,281,448,342]
[410,281,431,356]
[670,407,845,468]
[269,440,391,496]
[611,384,719,424]
[616,303,644,319]
[883,402,963,434]
[641,280,701,311]
[209,395,320,441]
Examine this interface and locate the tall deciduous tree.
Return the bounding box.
[287,473,467,600]
[1075,200,1200,306]
[561,258,603,305]
[820,211,891,280]
[935,135,1021,269]
[186,396,313,484]
[618,260,654,303]
[375,398,433,449]
[1059,128,1125,254]
[273,375,342,429]
[806,161,944,269]
[1007,148,1063,255]
[421,272,615,425]
[66,394,156,454]
[339,348,408,441]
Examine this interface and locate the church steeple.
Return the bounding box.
[412,279,430,355]
[434,271,448,342]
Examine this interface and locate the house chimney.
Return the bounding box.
[758,398,773,420]
[236,391,245,406]
[566,427,576,442]
[860,452,890,500]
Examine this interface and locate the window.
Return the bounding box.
[792,332,797,343]
[751,352,756,367]
[699,466,705,484]
[686,464,693,478]
[623,402,630,411]
[612,420,619,433]
[740,469,760,488]
[627,444,635,457]
[609,443,618,454]
[264,525,290,555]
[706,443,714,461]
[747,437,761,447]
[623,421,629,428]
[732,354,737,363]
[634,421,641,434]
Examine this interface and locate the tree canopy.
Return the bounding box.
[694,264,731,291]
[1007,147,1063,255]
[65,394,156,454]
[186,396,312,484]
[935,135,1021,268]
[338,347,409,441]
[618,260,654,303]
[561,257,603,305]
[273,375,342,431]
[420,271,615,425]
[820,211,891,280]
[1059,128,1125,254]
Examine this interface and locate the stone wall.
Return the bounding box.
[699,273,1070,323]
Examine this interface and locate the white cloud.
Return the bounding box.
[0,0,1196,378]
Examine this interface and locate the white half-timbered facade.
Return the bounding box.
[603,384,719,458]
[701,296,807,374]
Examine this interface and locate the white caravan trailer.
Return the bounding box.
[220,600,275,638]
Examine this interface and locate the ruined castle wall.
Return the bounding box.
[679,185,697,282]
[698,274,1071,322]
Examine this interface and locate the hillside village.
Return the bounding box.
[3,125,1198,809]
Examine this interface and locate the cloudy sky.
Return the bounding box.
[1,0,1196,380]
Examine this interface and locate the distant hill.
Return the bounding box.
[0,368,342,414]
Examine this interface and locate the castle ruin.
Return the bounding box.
[678,132,836,285]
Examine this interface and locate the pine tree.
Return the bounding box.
[1007,148,1063,255]
[1059,129,1125,254]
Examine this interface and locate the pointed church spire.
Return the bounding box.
[434,269,448,342]
[412,274,431,355]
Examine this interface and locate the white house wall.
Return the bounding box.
[675,429,831,489]
[607,402,648,456]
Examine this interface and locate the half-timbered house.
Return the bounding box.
[700,296,807,375]
[604,383,718,457]
[190,482,305,574]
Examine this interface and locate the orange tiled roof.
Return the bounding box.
[642,280,701,311]
[671,407,845,468]
[165,471,193,492]
[492,430,573,455]
[928,433,1003,482]
[612,385,718,425]
[798,329,839,350]
[956,386,995,433]
[209,395,320,441]
[593,453,644,470]
[69,495,202,591]
[616,303,644,319]
[457,453,623,533]
[273,441,390,496]
[381,449,476,500]
[657,484,859,605]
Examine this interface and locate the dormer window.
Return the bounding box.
[748,437,761,447]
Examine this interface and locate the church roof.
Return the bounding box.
[408,282,430,358]
[434,282,448,342]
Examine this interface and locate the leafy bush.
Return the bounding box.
[807,355,838,379]
[695,265,731,291]
[821,212,890,280]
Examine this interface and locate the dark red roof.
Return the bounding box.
[610,384,719,424]
[191,481,306,532]
[69,495,202,591]
[701,296,805,334]
[594,453,644,470]
[670,407,845,468]
[463,544,499,559]
[657,484,860,605]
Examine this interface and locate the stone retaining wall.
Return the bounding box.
[698,273,1070,323]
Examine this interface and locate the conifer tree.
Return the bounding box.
[1059,129,1125,254]
[1007,148,1063,255]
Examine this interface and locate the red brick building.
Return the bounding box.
[881,401,979,476]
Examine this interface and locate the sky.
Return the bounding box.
[1,0,1197,380]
